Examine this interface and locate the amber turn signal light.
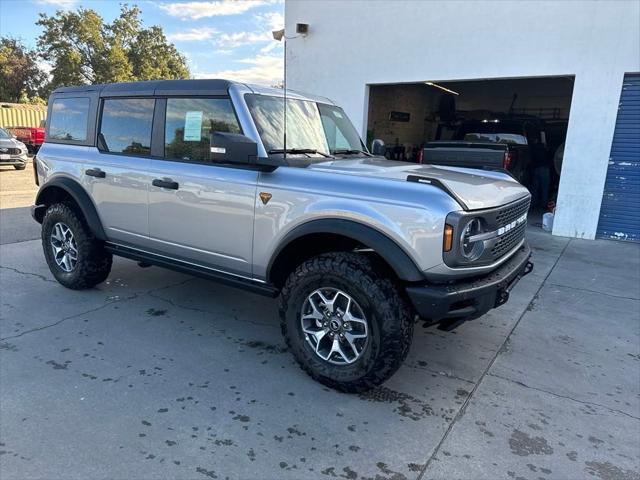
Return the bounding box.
[443,224,454,252]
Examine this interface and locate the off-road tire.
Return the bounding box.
[42,202,112,289]
[14,164,26,170]
[279,252,414,393]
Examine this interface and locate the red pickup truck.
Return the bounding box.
[6,122,45,154]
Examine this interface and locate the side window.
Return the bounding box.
[99,98,154,156]
[320,111,351,151]
[48,97,90,142]
[165,98,240,162]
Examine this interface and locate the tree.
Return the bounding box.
[37,4,189,90]
[0,38,48,103]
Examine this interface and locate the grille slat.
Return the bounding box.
[495,198,531,228]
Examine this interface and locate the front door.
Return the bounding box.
[84,97,155,247]
[147,97,257,277]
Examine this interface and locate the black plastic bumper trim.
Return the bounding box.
[405,243,533,323]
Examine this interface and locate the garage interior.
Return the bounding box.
[366,76,575,223]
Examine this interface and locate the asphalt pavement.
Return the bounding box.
[1,167,639,480]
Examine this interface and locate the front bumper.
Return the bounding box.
[0,154,28,166]
[406,243,533,326]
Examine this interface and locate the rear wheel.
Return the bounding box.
[41,203,112,289]
[279,252,414,392]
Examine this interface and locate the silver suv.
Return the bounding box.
[31,80,532,392]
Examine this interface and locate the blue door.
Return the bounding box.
[597,73,640,242]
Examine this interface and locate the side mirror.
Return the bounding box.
[210,132,257,165]
[371,138,385,156]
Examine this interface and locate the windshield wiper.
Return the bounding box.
[331,149,372,156]
[268,148,332,158]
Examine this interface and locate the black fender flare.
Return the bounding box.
[33,177,106,241]
[267,218,425,283]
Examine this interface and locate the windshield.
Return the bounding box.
[0,128,11,139]
[245,94,364,160]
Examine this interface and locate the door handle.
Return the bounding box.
[85,168,106,178]
[152,178,179,190]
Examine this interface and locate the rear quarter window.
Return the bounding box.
[48,97,90,142]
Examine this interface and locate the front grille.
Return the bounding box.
[0,147,21,155]
[490,197,530,260]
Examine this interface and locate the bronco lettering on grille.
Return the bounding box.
[497,213,528,236]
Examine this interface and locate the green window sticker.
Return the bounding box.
[184,111,203,141]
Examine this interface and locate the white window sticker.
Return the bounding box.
[333,110,344,119]
[184,111,203,141]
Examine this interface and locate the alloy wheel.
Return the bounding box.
[50,222,78,272]
[300,288,369,365]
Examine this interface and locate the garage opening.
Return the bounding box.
[366,76,575,223]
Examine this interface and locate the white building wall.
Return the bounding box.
[285,0,640,239]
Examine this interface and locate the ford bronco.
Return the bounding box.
[32,80,532,392]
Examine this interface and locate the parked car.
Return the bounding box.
[6,121,45,154]
[423,117,549,187]
[0,127,28,170]
[31,80,532,392]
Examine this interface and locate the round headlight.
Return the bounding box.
[460,217,485,261]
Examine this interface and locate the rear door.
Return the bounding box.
[147,96,257,277]
[83,97,155,247]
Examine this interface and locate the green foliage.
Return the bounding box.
[37,4,189,91]
[0,38,48,103]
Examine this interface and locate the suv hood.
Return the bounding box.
[308,157,529,210]
[0,138,25,149]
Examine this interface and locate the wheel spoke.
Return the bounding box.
[344,333,360,358]
[343,310,366,325]
[302,296,324,321]
[316,290,336,313]
[329,337,348,363]
[51,224,63,243]
[61,254,72,271]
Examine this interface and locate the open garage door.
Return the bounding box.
[596,73,640,242]
[366,76,574,219]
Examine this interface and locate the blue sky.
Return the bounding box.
[0,0,284,85]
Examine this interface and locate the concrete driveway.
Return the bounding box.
[0,173,639,480]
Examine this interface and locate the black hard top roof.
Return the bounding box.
[52,79,240,97]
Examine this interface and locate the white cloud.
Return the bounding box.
[217,31,270,48]
[36,0,77,8]
[193,54,283,86]
[160,0,268,20]
[260,41,281,54]
[254,11,284,31]
[167,27,218,42]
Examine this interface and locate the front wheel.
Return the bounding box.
[41,203,112,289]
[279,252,414,392]
[14,164,26,170]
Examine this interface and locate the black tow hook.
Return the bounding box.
[523,261,534,276]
